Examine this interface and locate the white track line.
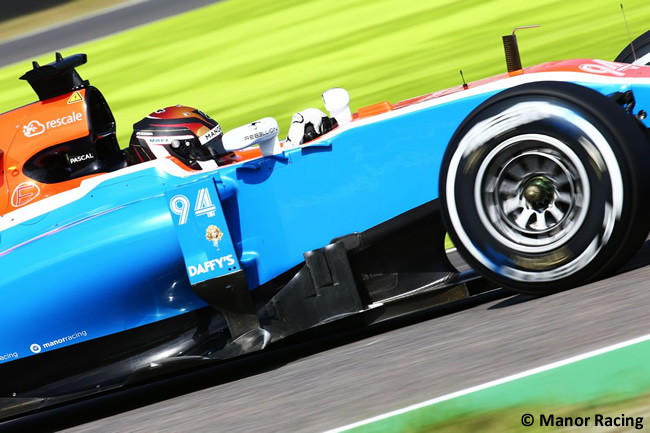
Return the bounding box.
[325,333,650,432]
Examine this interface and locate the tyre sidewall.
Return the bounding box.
[440,82,650,292]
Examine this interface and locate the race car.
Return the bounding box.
[2,29,650,420]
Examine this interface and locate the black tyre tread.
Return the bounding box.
[615,30,650,63]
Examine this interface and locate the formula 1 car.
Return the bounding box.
[2,30,650,420]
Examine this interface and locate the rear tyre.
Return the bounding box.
[615,30,650,65]
[440,82,650,294]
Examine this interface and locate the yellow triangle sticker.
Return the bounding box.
[67,91,84,104]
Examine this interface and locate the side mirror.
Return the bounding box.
[222,117,282,157]
[322,88,352,125]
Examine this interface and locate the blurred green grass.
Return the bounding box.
[0,0,649,146]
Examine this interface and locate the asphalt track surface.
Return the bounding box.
[0,0,223,67]
[4,3,650,433]
[0,241,647,433]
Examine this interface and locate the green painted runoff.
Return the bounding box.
[340,337,650,432]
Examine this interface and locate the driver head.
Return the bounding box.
[127,105,229,170]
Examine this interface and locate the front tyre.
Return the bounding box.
[440,82,650,294]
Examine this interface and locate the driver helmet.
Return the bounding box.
[127,105,233,170]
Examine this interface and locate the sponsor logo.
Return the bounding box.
[0,352,18,361]
[11,182,40,207]
[199,124,222,144]
[29,331,88,354]
[22,120,45,137]
[142,136,194,145]
[145,137,174,145]
[188,254,236,276]
[22,112,84,138]
[67,91,84,104]
[70,153,94,164]
[244,126,278,142]
[42,330,87,349]
[205,225,224,249]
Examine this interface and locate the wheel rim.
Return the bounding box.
[475,134,591,253]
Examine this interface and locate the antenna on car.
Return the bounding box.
[459,70,468,90]
[20,52,90,101]
[503,25,540,76]
[620,4,637,62]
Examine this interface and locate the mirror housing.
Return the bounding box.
[322,87,352,125]
[222,117,282,157]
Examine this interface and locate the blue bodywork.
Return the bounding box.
[0,91,497,365]
[2,70,650,397]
